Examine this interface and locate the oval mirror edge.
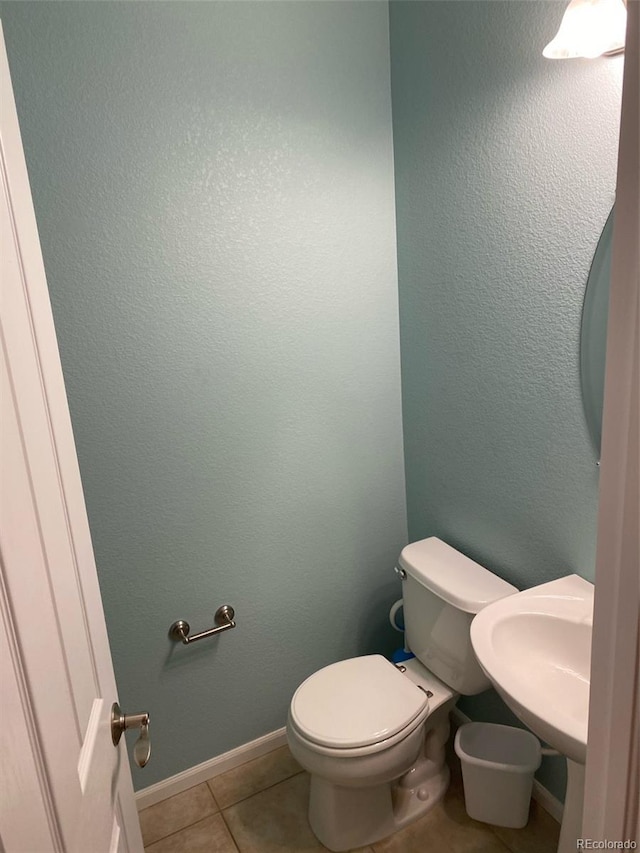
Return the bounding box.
[579,204,615,459]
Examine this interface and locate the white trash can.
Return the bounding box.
[454,722,541,828]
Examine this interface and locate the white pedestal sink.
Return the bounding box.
[470,574,594,853]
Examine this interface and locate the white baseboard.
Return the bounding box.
[450,708,564,824]
[531,779,564,824]
[135,727,287,811]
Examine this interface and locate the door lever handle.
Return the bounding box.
[111,702,151,767]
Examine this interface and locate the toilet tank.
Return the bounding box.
[398,538,517,695]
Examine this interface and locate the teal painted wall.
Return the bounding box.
[389,0,622,800]
[2,0,623,805]
[2,1,407,788]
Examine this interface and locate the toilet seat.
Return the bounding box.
[290,655,429,752]
[288,708,429,758]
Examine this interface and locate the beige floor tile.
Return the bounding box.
[223,772,391,853]
[138,783,218,846]
[144,814,238,853]
[223,773,324,852]
[373,780,511,853]
[139,743,556,853]
[490,801,561,853]
[208,744,302,809]
[371,807,449,853]
[439,773,515,853]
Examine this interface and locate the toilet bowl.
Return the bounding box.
[287,654,457,851]
[288,655,434,780]
[286,537,518,851]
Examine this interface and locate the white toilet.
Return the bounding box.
[286,537,518,851]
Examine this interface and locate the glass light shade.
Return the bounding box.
[543,0,627,59]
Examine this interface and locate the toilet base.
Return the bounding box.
[308,720,451,852]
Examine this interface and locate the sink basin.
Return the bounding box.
[470,574,594,764]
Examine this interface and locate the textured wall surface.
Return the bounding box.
[2,1,407,788]
[3,0,623,805]
[389,0,622,800]
[390,0,622,586]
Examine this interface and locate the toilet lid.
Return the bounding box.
[290,655,429,749]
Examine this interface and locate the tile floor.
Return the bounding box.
[139,742,560,853]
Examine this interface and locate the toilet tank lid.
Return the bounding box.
[398,538,518,614]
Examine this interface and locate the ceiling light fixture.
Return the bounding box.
[543,0,627,59]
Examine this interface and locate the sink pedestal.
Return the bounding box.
[558,759,585,853]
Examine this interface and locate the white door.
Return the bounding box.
[0,24,144,853]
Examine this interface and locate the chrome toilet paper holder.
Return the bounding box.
[169,604,236,644]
